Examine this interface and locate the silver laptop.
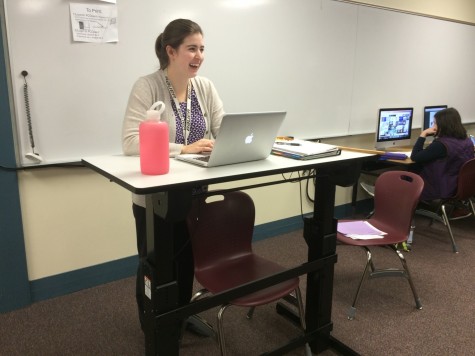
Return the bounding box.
[175,111,286,167]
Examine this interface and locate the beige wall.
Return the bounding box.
[18,169,136,280]
[338,0,475,24]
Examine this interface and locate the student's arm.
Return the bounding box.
[410,137,447,163]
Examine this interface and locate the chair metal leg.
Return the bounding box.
[416,205,459,253]
[214,288,314,355]
[217,304,231,356]
[393,248,422,310]
[469,199,475,217]
[246,306,255,319]
[348,247,372,320]
[180,288,215,342]
[216,291,311,355]
[294,287,312,356]
[407,218,415,244]
[415,208,444,225]
[441,204,459,253]
[369,256,376,273]
[190,288,210,302]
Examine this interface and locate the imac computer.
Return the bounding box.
[375,107,414,150]
[423,105,447,130]
[423,105,447,143]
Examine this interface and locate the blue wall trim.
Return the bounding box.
[0,12,31,313]
[30,256,138,303]
[25,199,373,306]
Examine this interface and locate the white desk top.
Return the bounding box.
[82,151,374,194]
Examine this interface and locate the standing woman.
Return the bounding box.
[122,19,225,331]
[410,107,474,209]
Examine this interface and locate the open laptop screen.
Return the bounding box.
[175,111,285,167]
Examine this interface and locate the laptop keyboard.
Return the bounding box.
[195,155,210,162]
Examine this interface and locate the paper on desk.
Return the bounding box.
[345,234,385,240]
[337,221,387,240]
[273,139,339,156]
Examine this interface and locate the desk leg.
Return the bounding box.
[351,182,358,216]
[304,169,338,353]
[143,190,192,356]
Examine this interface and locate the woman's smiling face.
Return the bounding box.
[168,33,204,78]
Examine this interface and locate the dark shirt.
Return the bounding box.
[410,136,446,163]
[411,136,474,200]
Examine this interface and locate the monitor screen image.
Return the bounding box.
[375,107,413,150]
[423,105,448,130]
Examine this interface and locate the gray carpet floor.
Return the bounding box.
[0,214,474,355]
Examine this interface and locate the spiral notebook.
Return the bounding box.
[272,139,341,160]
[175,111,286,167]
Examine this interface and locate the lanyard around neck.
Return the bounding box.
[164,73,192,145]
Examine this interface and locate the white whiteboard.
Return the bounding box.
[2,0,475,166]
[349,6,475,135]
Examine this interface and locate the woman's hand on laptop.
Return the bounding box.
[181,139,215,154]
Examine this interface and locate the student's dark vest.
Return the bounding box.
[420,136,474,201]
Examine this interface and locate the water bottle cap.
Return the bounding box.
[149,101,165,113]
[146,109,160,121]
[146,101,165,121]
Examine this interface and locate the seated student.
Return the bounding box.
[410,107,474,218]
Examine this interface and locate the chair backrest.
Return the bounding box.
[454,158,475,200]
[186,191,255,273]
[372,171,424,233]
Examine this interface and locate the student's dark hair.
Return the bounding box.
[155,19,203,70]
[434,107,467,139]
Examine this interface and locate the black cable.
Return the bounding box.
[279,170,315,221]
[305,169,316,203]
[21,70,37,155]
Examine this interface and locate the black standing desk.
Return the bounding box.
[82,152,374,355]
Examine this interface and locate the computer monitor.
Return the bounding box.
[423,105,448,130]
[375,107,413,150]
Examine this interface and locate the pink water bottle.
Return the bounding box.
[139,101,169,175]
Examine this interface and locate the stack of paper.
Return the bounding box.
[272,139,341,160]
[337,221,387,240]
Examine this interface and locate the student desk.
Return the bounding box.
[338,145,413,165]
[82,151,374,356]
[338,146,414,210]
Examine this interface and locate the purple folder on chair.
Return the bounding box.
[337,221,386,238]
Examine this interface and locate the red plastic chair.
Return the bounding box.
[337,171,424,320]
[187,191,310,356]
[415,158,475,253]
